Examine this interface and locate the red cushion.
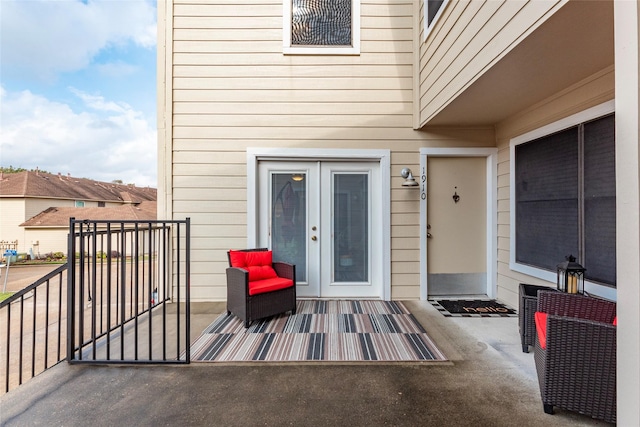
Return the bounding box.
[246,265,278,281]
[248,277,294,296]
[534,312,548,350]
[229,250,278,281]
[613,316,617,326]
[228,250,247,268]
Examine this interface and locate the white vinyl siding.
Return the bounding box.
[162,0,495,301]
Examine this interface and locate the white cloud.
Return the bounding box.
[0,86,157,187]
[0,0,156,81]
[95,61,139,78]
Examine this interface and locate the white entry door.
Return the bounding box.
[258,161,382,298]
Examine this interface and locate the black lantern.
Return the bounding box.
[556,255,585,294]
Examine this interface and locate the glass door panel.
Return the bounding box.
[271,173,307,282]
[333,173,369,283]
[259,161,320,297]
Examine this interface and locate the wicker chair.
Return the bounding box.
[534,291,617,423]
[226,248,297,328]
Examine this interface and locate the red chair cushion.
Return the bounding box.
[229,250,278,281]
[248,277,294,296]
[534,312,548,349]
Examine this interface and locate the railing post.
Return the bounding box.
[185,218,191,363]
[67,218,76,362]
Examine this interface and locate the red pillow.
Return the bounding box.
[229,250,278,281]
[534,312,548,350]
[229,250,247,268]
[613,316,617,326]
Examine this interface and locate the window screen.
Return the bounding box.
[514,114,616,287]
[515,127,579,271]
[583,115,616,284]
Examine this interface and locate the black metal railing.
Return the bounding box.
[67,218,190,365]
[0,264,68,394]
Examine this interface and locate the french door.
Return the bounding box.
[258,161,382,298]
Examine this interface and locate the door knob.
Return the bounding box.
[427,232,432,238]
[311,236,317,241]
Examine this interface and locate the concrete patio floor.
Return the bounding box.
[0,299,611,426]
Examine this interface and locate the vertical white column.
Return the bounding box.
[614,1,640,424]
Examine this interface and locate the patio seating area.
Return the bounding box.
[0,300,611,426]
[226,248,297,328]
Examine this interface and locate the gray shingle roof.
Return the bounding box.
[0,170,156,203]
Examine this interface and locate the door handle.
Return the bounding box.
[427,232,432,238]
[311,236,317,241]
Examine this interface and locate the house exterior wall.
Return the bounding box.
[0,196,151,258]
[23,228,69,257]
[25,198,74,220]
[158,0,496,302]
[0,199,26,251]
[494,67,615,308]
[417,0,565,127]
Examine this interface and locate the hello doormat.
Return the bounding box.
[430,299,517,317]
[190,300,447,362]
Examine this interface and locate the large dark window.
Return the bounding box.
[514,114,616,287]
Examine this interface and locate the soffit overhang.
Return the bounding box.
[422,0,614,128]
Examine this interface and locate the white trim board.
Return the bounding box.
[419,147,498,300]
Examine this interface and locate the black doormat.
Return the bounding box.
[429,299,517,318]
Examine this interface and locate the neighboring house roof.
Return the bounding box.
[20,201,157,227]
[0,170,156,203]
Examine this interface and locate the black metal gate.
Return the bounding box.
[67,218,190,364]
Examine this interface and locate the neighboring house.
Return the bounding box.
[0,170,157,256]
[158,0,639,420]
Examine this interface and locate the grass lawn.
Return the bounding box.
[0,292,14,302]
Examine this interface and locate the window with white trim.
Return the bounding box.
[512,111,616,288]
[283,0,360,54]
[424,0,446,39]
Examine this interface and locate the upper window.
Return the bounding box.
[510,104,616,290]
[424,0,446,39]
[283,0,360,54]
[75,201,85,208]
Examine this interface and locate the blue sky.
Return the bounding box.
[0,0,158,187]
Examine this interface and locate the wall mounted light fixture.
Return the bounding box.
[452,186,460,203]
[401,168,419,187]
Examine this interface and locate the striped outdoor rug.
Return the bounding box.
[191,300,447,362]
